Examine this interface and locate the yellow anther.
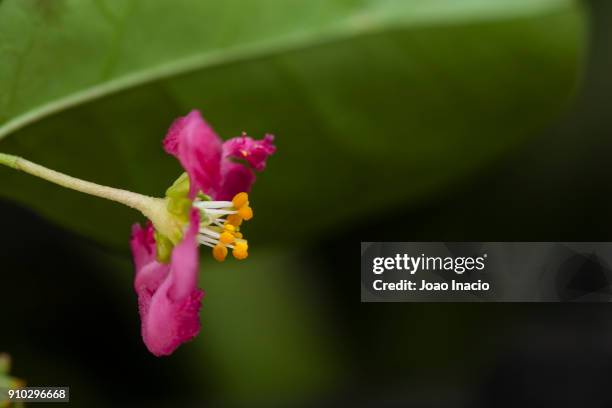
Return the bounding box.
[233,242,249,260]
[220,231,235,245]
[232,192,249,209]
[226,214,243,226]
[212,244,228,262]
[233,249,248,260]
[223,224,236,233]
[235,232,243,239]
[238,206,253,221]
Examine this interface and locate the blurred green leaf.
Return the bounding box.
[0,0,585,246]
[195,249,344,402]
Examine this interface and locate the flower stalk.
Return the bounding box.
[0,152,18,169]
[0,152,162,221]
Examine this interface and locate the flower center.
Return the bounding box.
[193,192,253,261]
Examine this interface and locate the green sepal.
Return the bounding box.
[165,172,192,224]
[165,172,190,198]
[155,230,174,264]
[167,196,191,222]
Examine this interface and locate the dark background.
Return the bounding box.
[2,0,612,407]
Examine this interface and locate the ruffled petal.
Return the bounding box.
[212,134,276,200]
[222,134,276,171]
[163,110,223,198]
[135,210,204,356]
[140,279,204,357]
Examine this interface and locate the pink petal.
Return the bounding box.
[223,133,276,171]
[212,133,276,200]
[163,110,223,199]
[139,279,204,357]
[167,209,200,302]
[216,161,256,201]
[131,223,169,292]
[131,211,204,357]
[130,223,156,272]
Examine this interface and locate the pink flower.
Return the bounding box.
[130,110,275,356]
[163,110,276,200]
[131,209,203,357]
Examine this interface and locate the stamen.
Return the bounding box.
[198,237,216,248]
[199,228,220,238]
[195,192,253,262]
[213,244,228,262]
[193,200,233,209]
[226,214,243,226]
[212,220,227,229]
[232,192,249,209]
[233,241,248,260]
[202,209,237,215]
[198,233,235,249]
[220,231,235,245]
[238,206,253,220]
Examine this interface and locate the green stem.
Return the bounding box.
[0,152,18,169]
[0,153,152,212]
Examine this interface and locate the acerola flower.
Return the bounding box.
[0,109,275,357]
[130,110,276,355]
